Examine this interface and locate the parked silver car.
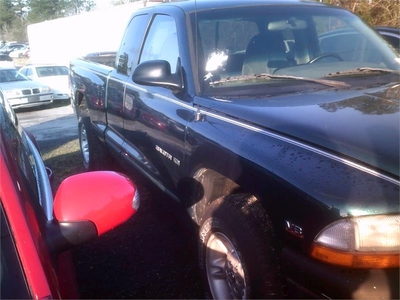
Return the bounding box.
[0,67,53,108]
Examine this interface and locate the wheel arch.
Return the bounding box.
[184,137,271,221]
[75,90,88,119]
[187,165,275,227]
[183,142,297,245]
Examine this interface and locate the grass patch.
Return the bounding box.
[322,0,400,27]
[40,138,85,189]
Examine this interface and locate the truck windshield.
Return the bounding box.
[194,5,399,96]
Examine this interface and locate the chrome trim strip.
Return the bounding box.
[125,81,148,93]
[379,32,400,39]
[105,129,124,147]
[199,109,400,186]
[124,81,196,111]
[119,146,180,203]
[24,132,54,220]
[122,141,158,173]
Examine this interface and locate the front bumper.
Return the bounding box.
[53,90,71,101]
[8,93,53,108]
[282,248,399,299]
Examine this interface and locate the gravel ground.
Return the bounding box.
[17,102,205,299]
[72,174,205,299]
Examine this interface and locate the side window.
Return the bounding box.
[139,15,179,73]
[117,14,148,76]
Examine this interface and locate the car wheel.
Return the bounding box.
[78,117,112,171]
[198,194,285,299]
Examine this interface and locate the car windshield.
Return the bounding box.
[194,5,399,97]
[0,69,28,83]
[36,66,69,77]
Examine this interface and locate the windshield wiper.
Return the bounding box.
[324,67,400,78]
[210,73,350,88]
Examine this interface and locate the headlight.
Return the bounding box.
[41,86,51,93]
[4,90,22,97]
[310,214,400,268]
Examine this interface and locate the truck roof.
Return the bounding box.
[142,0,327,13]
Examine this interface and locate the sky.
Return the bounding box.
[28,0,154,64]
[94,0,114,10]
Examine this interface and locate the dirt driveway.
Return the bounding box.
[16,102,205,299]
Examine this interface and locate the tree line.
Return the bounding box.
[322,0,399,27]
[0,0,143,42]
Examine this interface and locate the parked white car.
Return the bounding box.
[0,67,53,108]
[9,45,30,58]
[19,64,70,101]
[0,43,26,55]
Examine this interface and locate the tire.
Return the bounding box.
[198,194,285,299]
[78,116,112,171]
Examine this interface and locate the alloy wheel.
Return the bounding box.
[206,232,246,299]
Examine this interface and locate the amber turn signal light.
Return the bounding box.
[310,243,400,269]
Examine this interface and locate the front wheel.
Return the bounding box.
[198,194,285,299]
[78,117,112,171]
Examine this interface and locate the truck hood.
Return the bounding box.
[209,83,400,179]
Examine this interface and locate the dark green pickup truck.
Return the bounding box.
[70,0,400,298]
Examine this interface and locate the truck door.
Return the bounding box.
[122,13,193,198]
[105,14,149,155]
